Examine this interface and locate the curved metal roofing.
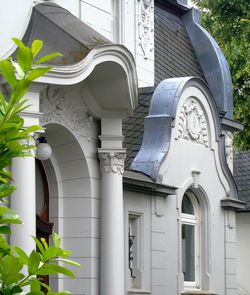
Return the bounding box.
[22,2,111,65]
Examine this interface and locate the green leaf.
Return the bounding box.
[3,287,11,295]
[0,255,23,281]
[11,60,25,79]
[7,141,24,152]
[36,263,76,278]
[22,125,42,135]
[12,37,25,48]
[0,60,17,89]
[31,40,44,58]
[27,67,52,81]
[41,237,48,250]
[32,236,45,255]
[28,250,41,275]
[0,184,16,199]
[52,232,61,248]
[5,272,25,285]
[36,52,62,64]
[58,258,81,267]
[11,286,23,294]
[12,38,33,74]
[0,90,7,109]
[0,206,21,224]
[9,78,31,106]
[43,246,63,262]
[30,280,41,292]
[0,225,11,234]
[14,246,29,264]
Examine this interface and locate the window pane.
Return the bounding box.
[182,224,195,282]
[182,194,194,215]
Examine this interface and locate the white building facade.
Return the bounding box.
[0,1,246,295]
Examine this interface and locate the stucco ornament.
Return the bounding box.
[224,131,233,172]
[178,97,209,147]
[99,151,126,175]
[40,86,89,135]
[138,0,154,59]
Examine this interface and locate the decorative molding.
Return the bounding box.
[98,150,126,175]
[221,198,246,211]
[138,0,154,59]
[224,131,233,172]
[40,86,90,135]
[178,98,209,147]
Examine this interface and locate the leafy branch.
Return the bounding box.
[0,39,79,295]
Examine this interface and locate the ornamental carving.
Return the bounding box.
[98,151,126,175]
[138,0,154,59]
[178,98,209,147]
[224,131,233,172]
[40,86,89,135]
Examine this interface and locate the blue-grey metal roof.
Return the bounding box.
[21,2,111,65]
[182,9,233,119]
[128,77,238,199]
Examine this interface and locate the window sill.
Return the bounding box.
[128,289,151,294]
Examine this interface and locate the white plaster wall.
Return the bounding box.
[123,191,180,295]
[151,195,178,295]
[39,85,101,295]
[0,0,33,59]
[80,0,155,87]
[225,210,237,295]
[157,86,236,294]
[0,0,154,86]
[124,191,151,293]
[236,213,250,295]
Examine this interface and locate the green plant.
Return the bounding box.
[0,39,79,295]
[193,0,250,149]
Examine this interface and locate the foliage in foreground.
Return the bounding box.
[193,0,250,149]
[0,39,79,295]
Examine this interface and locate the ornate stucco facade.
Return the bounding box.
[0,1,247,295]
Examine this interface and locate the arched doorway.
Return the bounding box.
[36,159,54,244]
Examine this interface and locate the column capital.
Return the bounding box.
[98,149,126,175]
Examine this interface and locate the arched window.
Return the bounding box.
[181,191,200,288]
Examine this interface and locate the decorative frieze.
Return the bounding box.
[98,150,126,175]
[178,98,209,147]
[138,0,154,59]
[40,86,89,135]
[224,130,233,172]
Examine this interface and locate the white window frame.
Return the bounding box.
[181,191,201,290]
[124,200,151,294]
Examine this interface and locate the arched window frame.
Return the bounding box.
[181,190,201,289]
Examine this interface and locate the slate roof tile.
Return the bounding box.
[234,150,250,208]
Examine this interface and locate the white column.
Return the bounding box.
[99,150,126,295]
[99,118,126,295]
[10,85,43,254]
[10,151,36,253]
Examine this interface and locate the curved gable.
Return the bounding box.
[131,77,238,199]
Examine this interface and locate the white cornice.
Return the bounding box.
[36,44,138,118]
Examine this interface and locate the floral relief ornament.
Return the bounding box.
[138,0,154,59]
[178,98,209,147]
[99,152,126,175]
[40,86,88,134]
